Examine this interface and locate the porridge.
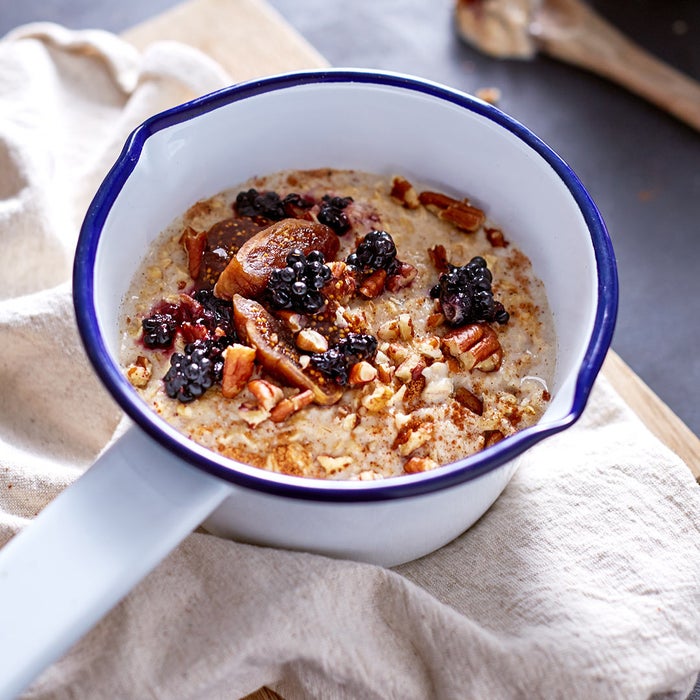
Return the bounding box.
[120,169,555,480]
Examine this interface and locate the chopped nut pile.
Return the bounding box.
[120,169,555,479]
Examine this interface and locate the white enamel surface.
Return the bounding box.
[205,457,520,567]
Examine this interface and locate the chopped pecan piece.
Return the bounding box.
[323,261,357,302]
[418,191,458,211]
[349,360,378,386]
[427,244,450,272]
[317,454,353,474]
[419,191,485,232]
[377,319,400,341]
[439,204,485,232]
[238,405,271,428]
[483,429,505,448]
[275,310,305,333]
[357,470,383,481]
[442,323,503,372]
[358,268,387,298]
[390,175,420,209]
[415,336,443,360]
[393,422,433,456]
[376,362,394,384]
[295,329,328,353]
[179,226,207,280]
[247,379,284,411]
[385,261,417,293]
[395,353,426,384]
[420,362,453,404]
[404,456,439,474]
[454,386,483,415]
[385,343,410,365]
[361,384,394,412]
[426,312,444,331]
[126,356,152,388]
[485,227,509,248]
[221,344,256,398]
[397,314,414,340]
[269,389,314,423]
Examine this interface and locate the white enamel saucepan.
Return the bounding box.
[0,70,617,699]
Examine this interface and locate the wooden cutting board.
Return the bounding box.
[121,0,700,479]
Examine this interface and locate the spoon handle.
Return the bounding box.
[537,0,700,132]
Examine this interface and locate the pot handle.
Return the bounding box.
[0,423,233,700]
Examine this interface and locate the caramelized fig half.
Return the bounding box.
[232,295,343,405]
[214,218,339,300]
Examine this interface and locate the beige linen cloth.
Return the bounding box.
[1,23,699,700]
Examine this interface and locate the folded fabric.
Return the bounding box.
[1,24,698,700]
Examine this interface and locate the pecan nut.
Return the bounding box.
[404,456,439,474]
[179,226,207,280]
[385,261,417,293]
[295,329,329,353]
[392,422,433,456]
[390,175,420,209]
[483,429,505,449]
[126,356,152,388]
[323,261,357,302]
[454,386,484,415]
[442,323,503,372]
[317,454,353,475]
[427,244,450,272]
[247,379,284,411]
[221,343,256,398]
[269,389,314,422]
[419,191,485,232]
[358,268,387,298]
[275,310,305,333]
[485,226,509,248]
[348,360,378,386]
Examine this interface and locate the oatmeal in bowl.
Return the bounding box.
[120,168,555,481]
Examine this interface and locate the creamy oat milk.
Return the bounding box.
[120,169,555,480]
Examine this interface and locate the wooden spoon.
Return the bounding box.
[455,0,700,131]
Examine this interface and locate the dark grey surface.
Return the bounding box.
[0,0,698,440]
[0,1,698,696]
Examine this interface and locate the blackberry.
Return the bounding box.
[142,312,178,348]
[235,189,314,221]
[141,291,236,350]
[235,188,286,220]
[317,195,353,235]
[191,288,235,338]
[346,230,398,273]
[430,256,509,326]
[266,249,333,314]
[338,332,378,362]
[308,346,349,384]
[282,192,314,214]
[162,337,233,403]
[309,332,378,386]
[163,340,216,403]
